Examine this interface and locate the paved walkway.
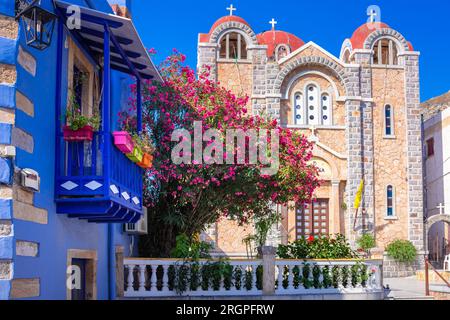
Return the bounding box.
[384,277,431,300]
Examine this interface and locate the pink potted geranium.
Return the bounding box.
[63,107,100,142]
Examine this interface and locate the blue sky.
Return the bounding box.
[132,0,450,102]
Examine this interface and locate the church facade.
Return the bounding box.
[197,12,425,275]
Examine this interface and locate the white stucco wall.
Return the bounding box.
[424,107,450,260]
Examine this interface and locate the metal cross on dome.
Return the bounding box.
[226,4,236,16]
[269,18,278,30]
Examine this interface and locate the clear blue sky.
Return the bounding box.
[132,0,450,102]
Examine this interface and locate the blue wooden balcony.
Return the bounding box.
[53,1,161,223]
[55,132,144,223]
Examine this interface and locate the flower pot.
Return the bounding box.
[113,131,134,154]
[137,153,153,169]
[126,145,143,163]
[63,125,94,141]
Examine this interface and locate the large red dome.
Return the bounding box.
[257,30,305,58]
[199,16,251,43]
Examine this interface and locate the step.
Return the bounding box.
[389,296,435,300]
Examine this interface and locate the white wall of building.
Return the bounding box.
[424,108,450,261]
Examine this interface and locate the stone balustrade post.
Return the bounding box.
[261,246,276,296]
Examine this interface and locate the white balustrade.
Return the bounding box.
[124,259,263,297]
[123,258,383,298]
[274,259,383,295]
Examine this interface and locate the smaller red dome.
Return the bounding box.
[257,30,305,58]
[350,22,390,49]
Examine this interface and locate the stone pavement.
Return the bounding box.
[384,277,433,300]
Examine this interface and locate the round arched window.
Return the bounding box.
[219,32,248,60]
[372,38,398,65]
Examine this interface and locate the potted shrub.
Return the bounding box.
[356,233,376,257]
[63,94,100,142]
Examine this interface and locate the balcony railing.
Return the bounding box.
[55,131,143,223]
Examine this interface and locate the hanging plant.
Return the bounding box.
[63,103,100,141]
[63,72,100,141]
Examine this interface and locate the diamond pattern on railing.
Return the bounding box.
[84,181,103,190]
[61,181,78,190]
[110,184,119,194]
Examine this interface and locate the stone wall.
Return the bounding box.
[372,68,409,248]
[403,53,425,252]
[0,10,45,299]
[383,254,425,278]
[0,11,17,300]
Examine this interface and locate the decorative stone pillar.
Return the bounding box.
[345,99,363,244]
[261,246,276,295]
[249,45,268,116]
[401,52,425,254]
[330,180,341,235]
[353,50,375,236]
[197,42,218,82]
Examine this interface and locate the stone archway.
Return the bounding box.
[425,214,450,260]
[426,214,450,233]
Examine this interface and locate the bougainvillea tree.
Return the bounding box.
[122,51,320,257]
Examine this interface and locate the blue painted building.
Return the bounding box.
[0,0,160,299]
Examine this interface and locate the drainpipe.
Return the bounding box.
[108,223,116,300]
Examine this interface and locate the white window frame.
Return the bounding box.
[321,92,333,126]
[289,82,334,127]
[385,185,397,220]
[383,104,395,139]
[293,91,305,125]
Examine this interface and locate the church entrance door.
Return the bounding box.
[296,199,329,239]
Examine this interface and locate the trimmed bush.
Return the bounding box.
[386,240,417,263]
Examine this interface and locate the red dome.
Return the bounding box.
[210,16,250,33]
[257,30,305,58]
[350,22,390,49]
[199,16,251,43]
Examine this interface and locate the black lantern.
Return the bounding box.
[15,0,57,50]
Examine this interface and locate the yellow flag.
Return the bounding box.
[353,180,364,209]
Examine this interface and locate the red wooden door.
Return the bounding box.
[296,199,329,239]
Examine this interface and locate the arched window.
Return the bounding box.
[321,93,332,125]
[276,44,290,61]
[373,39,398,65]
[386,185,395,217]
[306,84,319,125]
[219,32,248,60]
[290,84,333,126]
[342,49,351,64]
[384,104,393,136]
[293,92,304,125]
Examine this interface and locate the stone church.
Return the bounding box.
[197,10,425,274]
